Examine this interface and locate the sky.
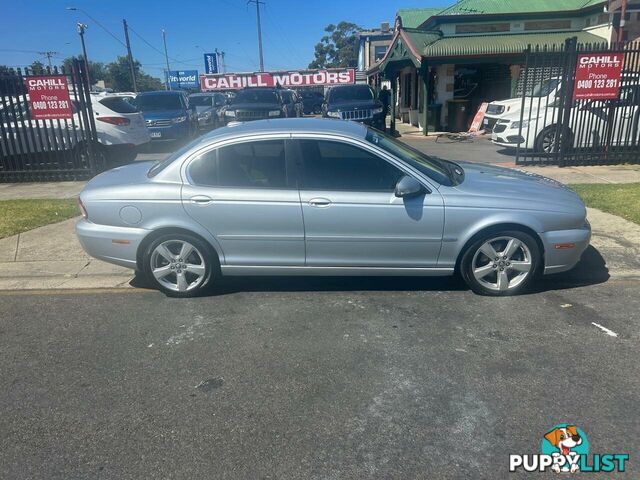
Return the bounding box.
[0,0,448,79]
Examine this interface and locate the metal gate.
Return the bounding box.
[514,38,640,166]
[0,59,99,181]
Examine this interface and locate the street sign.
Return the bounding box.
[204,53,218,74]
[167,70,199,89]
[200,68,355,91]
[573,53,624,100]
[25,75,73,120]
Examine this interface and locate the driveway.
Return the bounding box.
[0,267,638,479]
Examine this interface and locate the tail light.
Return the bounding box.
[97,116,130,126]
[78,197,88,219]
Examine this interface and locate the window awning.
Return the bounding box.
[369,29,607,75]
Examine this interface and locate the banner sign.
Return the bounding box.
[469,102,488,133]
[167,70,199,89]
[573,54,624,100]
[204,53,218,74]
[25,75,73,120]
[200,68,355,91]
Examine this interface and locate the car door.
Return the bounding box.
[293,137,444,267]
[181,137,305,266]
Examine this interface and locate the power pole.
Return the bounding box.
[76,22,91,86]
[122,19,138,92]
[162,29,172,90]
[38,51,59,69]
[248,0,265,71]
[617,0,628,43]
[221,51,226,73]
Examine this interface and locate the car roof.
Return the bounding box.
[199,117,367,142]
[189,92,217,96]
[137,90,183,96]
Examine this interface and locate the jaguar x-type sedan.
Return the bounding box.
[76,118,591,297]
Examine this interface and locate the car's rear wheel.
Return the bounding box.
[143,233,215,297]
[460,230,541,296]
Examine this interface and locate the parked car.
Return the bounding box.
[279,89,303,118]
[1,93,149,165]
[299,89,324,114]
[322,85,385,130]
[492,82,640,152]
[223,88,285,123]
[483,77,562,131]
[76,118,590,298]
[134,91,198,142]
[189,92,227,130]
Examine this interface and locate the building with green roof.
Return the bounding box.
[366,0,621,134]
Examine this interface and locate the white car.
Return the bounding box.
[1,93,149,164]
[491,82,640,152]
[483,77,561,131]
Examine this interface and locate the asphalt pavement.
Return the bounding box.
[1,264,638,479]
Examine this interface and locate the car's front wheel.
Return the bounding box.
[460,230,541,296]
[143,233,215,297]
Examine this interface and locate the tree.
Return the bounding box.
[309,21,361,69]
[61,56,106,82]
[104,56,163,92]
[28,60,46,74]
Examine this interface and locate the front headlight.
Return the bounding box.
[268,110,281,117]
[172,115,187,124]
[326,110,340,118]
[372,107,383,114]
[511,118,539,129]
[225,110,236,117]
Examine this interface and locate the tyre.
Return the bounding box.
[143,233,216,298]
[535,125,571,154]
[460,230,541,296]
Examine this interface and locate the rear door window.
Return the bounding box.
[188,140,288,188]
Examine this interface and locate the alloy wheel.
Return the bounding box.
[471,236,533,292]
[149,240,207,293]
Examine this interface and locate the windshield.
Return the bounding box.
[365,129,457,186]
[135,94,182,111]
[329,86,373,103]
[530,78,560,98]
[189,96,213,107]
[232,90,279,104]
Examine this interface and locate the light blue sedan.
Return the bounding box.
[76,118,591,297]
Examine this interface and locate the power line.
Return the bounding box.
[66,7,127,48]
[127,24,199,67]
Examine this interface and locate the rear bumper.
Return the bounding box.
[76,219,148,270]
[541,225,591,274]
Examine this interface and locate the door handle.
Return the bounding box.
[190,195,213,205]
[308,197,331,207]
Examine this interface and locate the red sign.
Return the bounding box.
[469,102,488,133]
[25,75,73,120]
[573,53,624,100]
[200,68,355,91]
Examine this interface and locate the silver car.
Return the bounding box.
[76,118,591,297]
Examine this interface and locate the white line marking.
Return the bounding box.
[591,322,618,337]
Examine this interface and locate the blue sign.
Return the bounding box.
[204,53,218,74]
[166,70,199,89]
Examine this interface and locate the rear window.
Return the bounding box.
[99,97,139,113]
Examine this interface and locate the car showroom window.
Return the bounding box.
[299,140,403,191]
[217,140,287,188]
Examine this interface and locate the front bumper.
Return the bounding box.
[76,218,149,270]
[541,225,591,274]
[147,122,191,141]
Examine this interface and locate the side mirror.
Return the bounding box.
[394,175,425,198]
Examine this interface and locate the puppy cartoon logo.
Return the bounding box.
[542,424,588,473]
[510,423,629,473]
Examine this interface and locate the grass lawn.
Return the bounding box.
[0,199,79,239]
[571,183,640,225]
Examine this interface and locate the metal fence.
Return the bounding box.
[0,59,99,182]
[514,38,640,166]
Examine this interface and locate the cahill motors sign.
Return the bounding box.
[25,75,73,120]
[200,68,355,91]
[573,53,624,100]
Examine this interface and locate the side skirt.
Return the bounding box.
[220,265,454,277]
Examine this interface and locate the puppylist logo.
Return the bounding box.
[509,424,629,473]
